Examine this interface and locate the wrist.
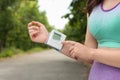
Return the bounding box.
[44,33,49,44]
[89,48,97,61]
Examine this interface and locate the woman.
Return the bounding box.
[28,0,120,80]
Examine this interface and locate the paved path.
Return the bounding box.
[0,50,89,80]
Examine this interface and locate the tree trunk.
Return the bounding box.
[0,43,2,52]
[0,42,4,53]
[0,33,7,53]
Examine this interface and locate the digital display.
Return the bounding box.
[53,32,61,41]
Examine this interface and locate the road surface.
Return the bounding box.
[0,49,89,80]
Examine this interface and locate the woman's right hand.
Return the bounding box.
[28,21,49,43]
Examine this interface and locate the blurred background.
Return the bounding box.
[0,0,89,80]
[0,0,87,56]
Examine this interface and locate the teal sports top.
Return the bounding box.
[88,3,120,48]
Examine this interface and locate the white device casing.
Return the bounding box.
[46,30,66,51]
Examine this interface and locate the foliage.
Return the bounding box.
[0,0,20,51]
[0,0,53,52]
[0,47,45,58]
[63,0,87,42]
[7,0,52,51]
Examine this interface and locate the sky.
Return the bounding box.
[38,0,72,29]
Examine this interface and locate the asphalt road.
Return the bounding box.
[0,49,89,80]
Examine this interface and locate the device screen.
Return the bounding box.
[53,32,61,41]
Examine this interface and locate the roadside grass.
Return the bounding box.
[0,47,48,58]
[0,47,23,58]
[26,47,48,53]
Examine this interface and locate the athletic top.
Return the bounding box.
[88,2,120,80]
[88,2,120,48]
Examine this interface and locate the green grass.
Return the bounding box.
[0,47,24,58]
[26,47,48,53]
[0,47,48,58]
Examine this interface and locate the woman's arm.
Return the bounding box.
[61,14,98,64]
[84,26,98,48]
[62,34,120,68]
[91,48,120,68]
[62,14,120,68]
[84,14,97,48]
[84,14,98,63]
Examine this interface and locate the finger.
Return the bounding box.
[29,31,39,36]
[69,47,74,55]
[69,50,76,59]
[28,26,39,31]
[69,46,74,54]
[28,21,44,28]
[61,41,66,44]
[61,46,71,57]
[70,49,76,59]
[61,41,69,45]
[29,29,39,34]
[63,41,76,45]
[28,22,37,28]
[29,30,34,33]
[28,22,33,27]
[28,28,39,34]
[31,21,44,27]
[70,48,78,60]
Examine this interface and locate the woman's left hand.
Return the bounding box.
[61,41,93,62]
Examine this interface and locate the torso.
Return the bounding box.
[88,1,120,80]
[88,1,120,48]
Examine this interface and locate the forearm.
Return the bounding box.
[91,48,120,68]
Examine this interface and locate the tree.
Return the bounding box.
[63,0,87,43]
[0,0,53,52]
[0,0,20,52]
[6,0,53,50]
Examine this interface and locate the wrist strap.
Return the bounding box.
[44,33,60,51]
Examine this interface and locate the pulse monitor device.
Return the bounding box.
[45,30,66,51]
